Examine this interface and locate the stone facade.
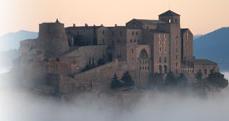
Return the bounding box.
[194,59,219,78]
[19,10,220,94]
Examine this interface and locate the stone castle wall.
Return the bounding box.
[64,45,108,71]
[38,21,69,57]
[59,60,128,94]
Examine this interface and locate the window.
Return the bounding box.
[136,32,138,35]
[159,34,161,40]
[159,65,162,73]
[132,31,134,36]
[164,34,166,40]
[164,57,167,63]
[164,65,168,73]
[159,57,162,63]
[176,62,178,67]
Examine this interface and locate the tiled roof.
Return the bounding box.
[159,10,180,16]
[131,19,164,25]
[194,59,217,65]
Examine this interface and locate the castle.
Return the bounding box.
[19,10,219,94]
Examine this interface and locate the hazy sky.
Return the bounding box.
[0,0,229,35]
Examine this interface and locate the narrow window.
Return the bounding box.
[164,65,167,73]
[132,31,134,36]
[164,57,167,63]
[159,65,162,73]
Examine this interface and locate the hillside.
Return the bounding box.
[194,27,229,71]
[0,30,38,51]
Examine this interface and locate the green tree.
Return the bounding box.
[207,72,228,89]
[195,70,203,81]
[121,71,135,87]
[177,73,188,87]
[111,73,122,89]
[164,72,177,86]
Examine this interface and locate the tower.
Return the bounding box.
[38,19,69,57]
[159,10,181,74]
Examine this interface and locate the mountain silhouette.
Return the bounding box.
[0,30,38,51]
[194,27,229,71]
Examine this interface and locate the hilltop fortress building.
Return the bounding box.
[19,10,219,94]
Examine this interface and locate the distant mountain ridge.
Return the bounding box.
[194,27,229,71]
[0,30,38,51]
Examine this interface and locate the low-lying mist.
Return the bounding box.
[1,71,229,121]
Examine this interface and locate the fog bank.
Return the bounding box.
[1,84,229,121]
[1,68,229,121]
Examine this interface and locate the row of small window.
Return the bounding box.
[198,69,214,75]
[168,19,179,23]
[158,34,167,40]
[140,60,148,64]
[129,39,137,43]
[131,31,139,36]
[159,65,168,73]
[159,47,167,53]
[158,39,166,45]
[140,66,150,71]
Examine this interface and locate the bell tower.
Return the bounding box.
[159,10,181,74]
[159,10,180,24]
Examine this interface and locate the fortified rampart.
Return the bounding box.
[17,10,221,95]
[38,20,69,57]
[59,60,128,94]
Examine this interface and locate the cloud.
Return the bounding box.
[0,84,229,121]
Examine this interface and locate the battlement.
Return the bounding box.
[37,19,69,57]
[39,19,65,39]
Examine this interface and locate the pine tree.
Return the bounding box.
[121,71,135,87]
[111,73,122,89]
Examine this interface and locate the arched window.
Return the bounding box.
[159,65,162,73]
[164,65,168,73]
[139,49,148,59]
